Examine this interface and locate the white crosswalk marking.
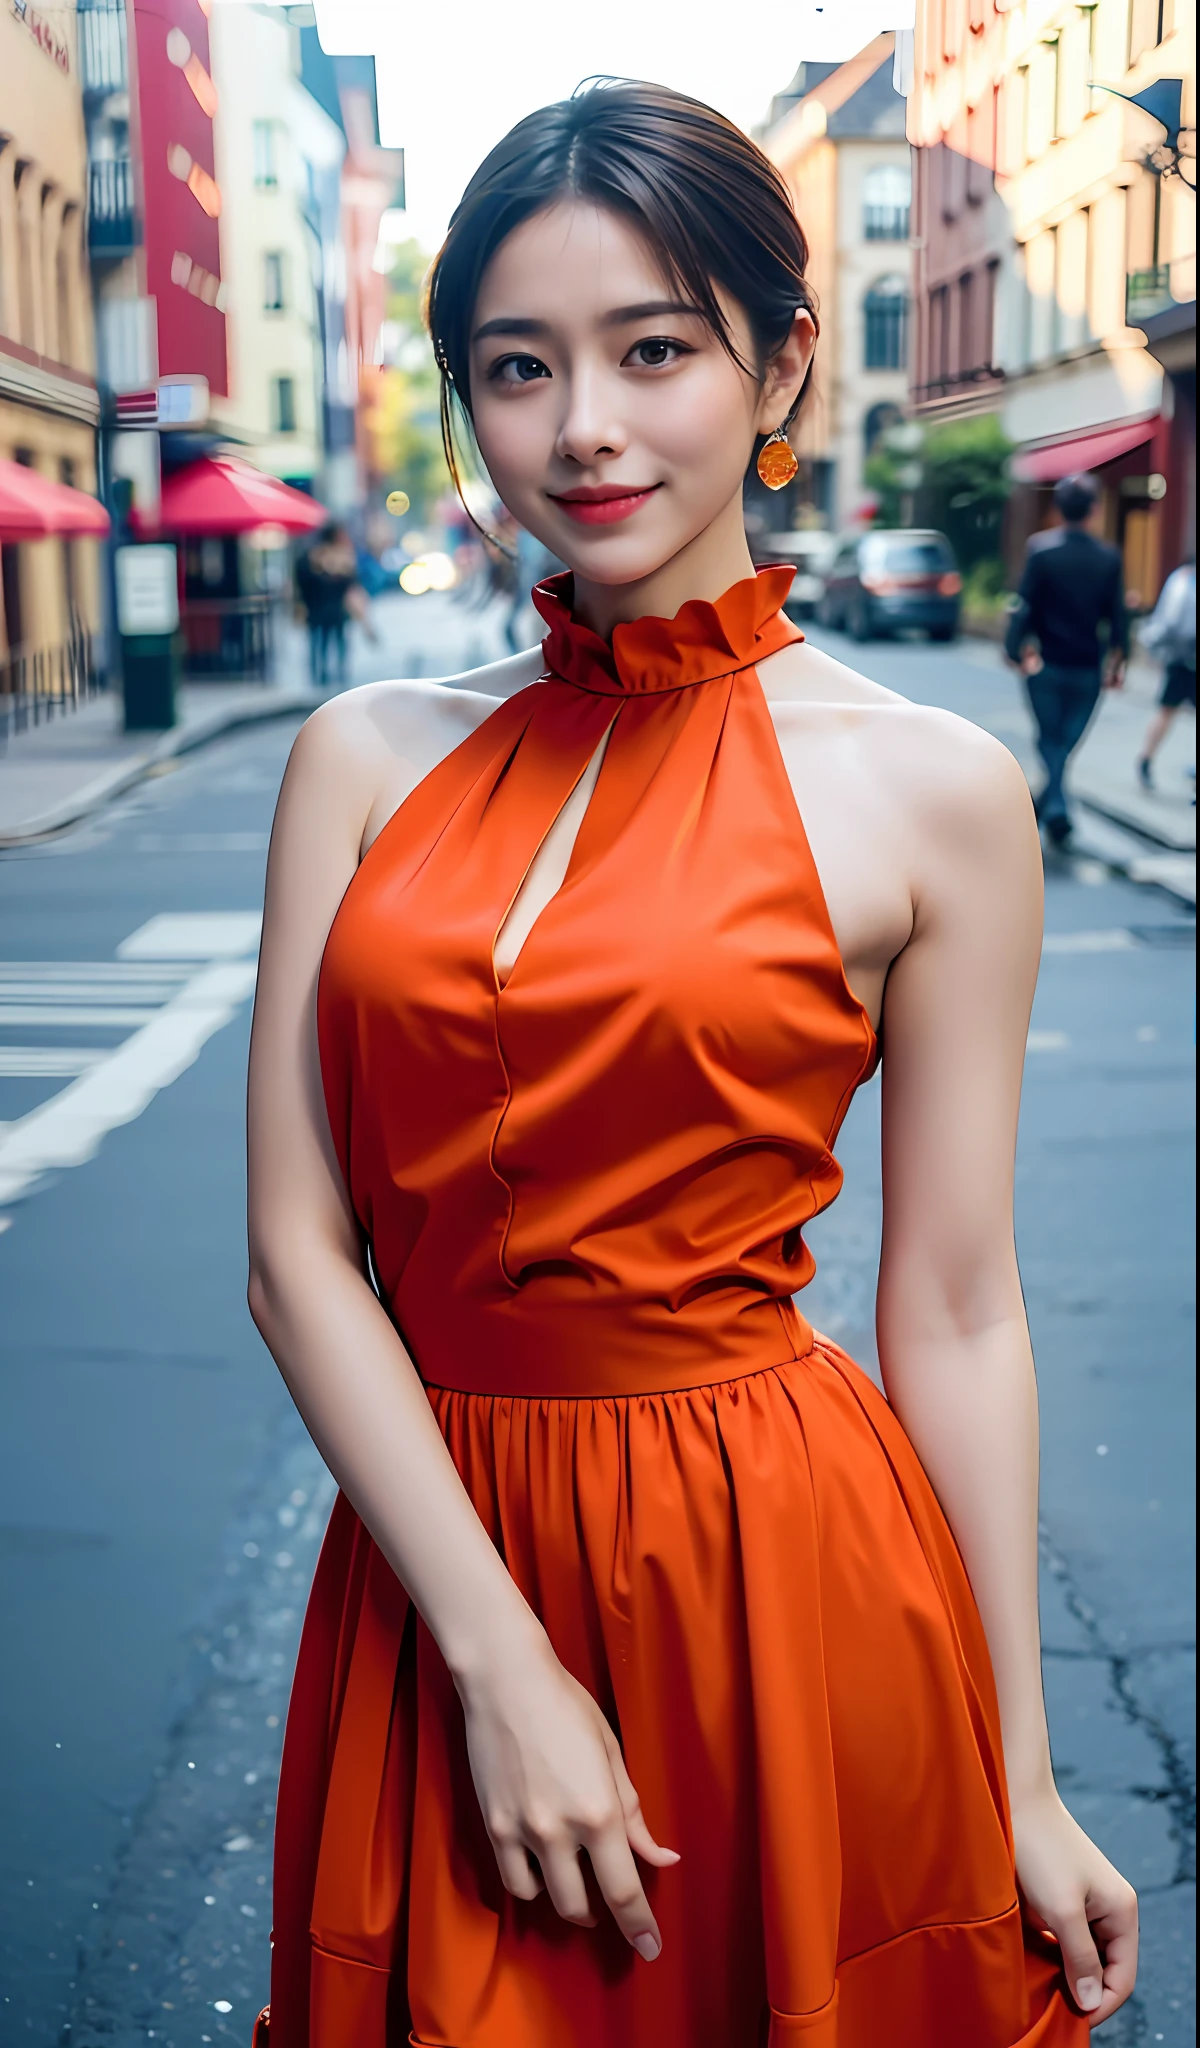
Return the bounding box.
[0,1050,108,1078]
[1040,929,1141,955]
[117,912,263,961]
[0,914,261,1212]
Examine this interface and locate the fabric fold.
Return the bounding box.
[261,569,1087,2046]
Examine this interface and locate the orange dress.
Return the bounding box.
[259,568,1086,2047]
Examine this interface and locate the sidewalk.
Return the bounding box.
[1,595,1193,885]
[959,641,1196,903]
[0,590,511,846]
[0,677,320,843]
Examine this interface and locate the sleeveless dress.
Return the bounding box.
[257,568,1086,2048]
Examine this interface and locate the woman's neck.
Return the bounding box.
[569,489,757,641]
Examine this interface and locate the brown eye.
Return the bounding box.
[492,354,550,384]
[628,337,687,369]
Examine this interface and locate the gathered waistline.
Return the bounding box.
[418,1304,816,1402]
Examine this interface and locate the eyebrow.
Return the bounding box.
[471,300,705,344]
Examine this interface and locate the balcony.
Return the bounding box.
[78,0,128,96]
[88,158,136,257]
[864,203,911,242]
[1126,264,1176,328]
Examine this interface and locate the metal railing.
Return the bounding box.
[0,627,107,749]
[88,158,136,255]
[180,594,275,681]
[78,0,128,95]
[1126,264,1175,327]
[864,203,911,241]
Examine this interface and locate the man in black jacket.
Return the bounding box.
[1005,472,1127,843]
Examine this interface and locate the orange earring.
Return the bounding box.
[756,428,799,491]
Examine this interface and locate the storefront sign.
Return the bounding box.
[115,545,180,637]
[131,0,227,396]
[10,0,70,72]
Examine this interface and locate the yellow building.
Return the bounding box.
[908,0,1196,598]
[0,0,103,679]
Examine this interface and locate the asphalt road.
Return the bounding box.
[0,619,1193,2047]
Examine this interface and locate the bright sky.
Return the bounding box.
[283,0,915,251]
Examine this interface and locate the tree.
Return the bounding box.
[363,239,453,521]
[916,415,1013,571]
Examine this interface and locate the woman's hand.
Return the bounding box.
[457,1631,680,1959]
[1012,1787,1138,2026]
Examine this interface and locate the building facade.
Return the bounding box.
[765,38,914,532]
[208,2,344,496]
[0,0,103,675]
[908,0,1196,598]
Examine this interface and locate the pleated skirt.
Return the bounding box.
[258,1338,1088,2047]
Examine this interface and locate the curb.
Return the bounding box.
[0,689,322,847]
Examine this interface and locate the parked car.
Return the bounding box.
[753,529,839,620]
[816,530,962,641]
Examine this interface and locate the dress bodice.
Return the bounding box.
[317,566,877,1397]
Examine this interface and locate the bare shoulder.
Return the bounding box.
[762,635,1034,847]
[280,645,545,855]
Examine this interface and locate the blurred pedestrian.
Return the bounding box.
[1005,472,1127,845]
[1135,555,1196,791]
[295,522,361,689]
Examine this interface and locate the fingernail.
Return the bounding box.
[1076,1977,1102,2011]
[633,1933,661,1962]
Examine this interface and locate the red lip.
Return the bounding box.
[547,484,661,526]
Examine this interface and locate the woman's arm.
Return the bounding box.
[875,722,1137,2027]
[246,702,675,1959]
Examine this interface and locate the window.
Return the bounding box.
[1129,0,1167,64]
[958,270,976,376]
[1016,64,1031,165]
[864,276,909,371]
[966,100,993,203]
[1049,223,1064,354]
[253,121,278,189]
[272,375,297,434]
[983,258,1000,369]
[864,400,903,455]
[1042,34,1064,141]
[263,250,286,313]
[1080,1,1099,83]
[1125,168,1163,271]
[863,162,911,240]
[930,283,951,384]
[863,534,955,574]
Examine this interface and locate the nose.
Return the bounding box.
[554,364,627,469]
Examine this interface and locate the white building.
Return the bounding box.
[208,1,345,495]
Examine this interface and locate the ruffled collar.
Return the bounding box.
[533,565,799,696]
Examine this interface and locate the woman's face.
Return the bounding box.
[468,202,812,591]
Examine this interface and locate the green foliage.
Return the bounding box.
[864,445,907,529]
[366,239,452,520]
[867,413,1014,578]
[917,415,1013,571]
[961,556,1010,620]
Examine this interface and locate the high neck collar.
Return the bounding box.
[533,565,800,696]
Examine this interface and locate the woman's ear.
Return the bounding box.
[756,308,817,436]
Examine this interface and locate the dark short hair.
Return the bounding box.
[1053,473,1100,524]
[425,79,819,504]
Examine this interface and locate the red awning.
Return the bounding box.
[0,458,111,542]
[1012,414,1159,485]
[132,456,328,537]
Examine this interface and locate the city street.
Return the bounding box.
[0,609,1194,2047]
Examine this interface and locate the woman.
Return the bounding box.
[247,84,1137,2046]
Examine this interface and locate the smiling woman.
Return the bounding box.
[247,77,1137,2048]
[426,81,817,594]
